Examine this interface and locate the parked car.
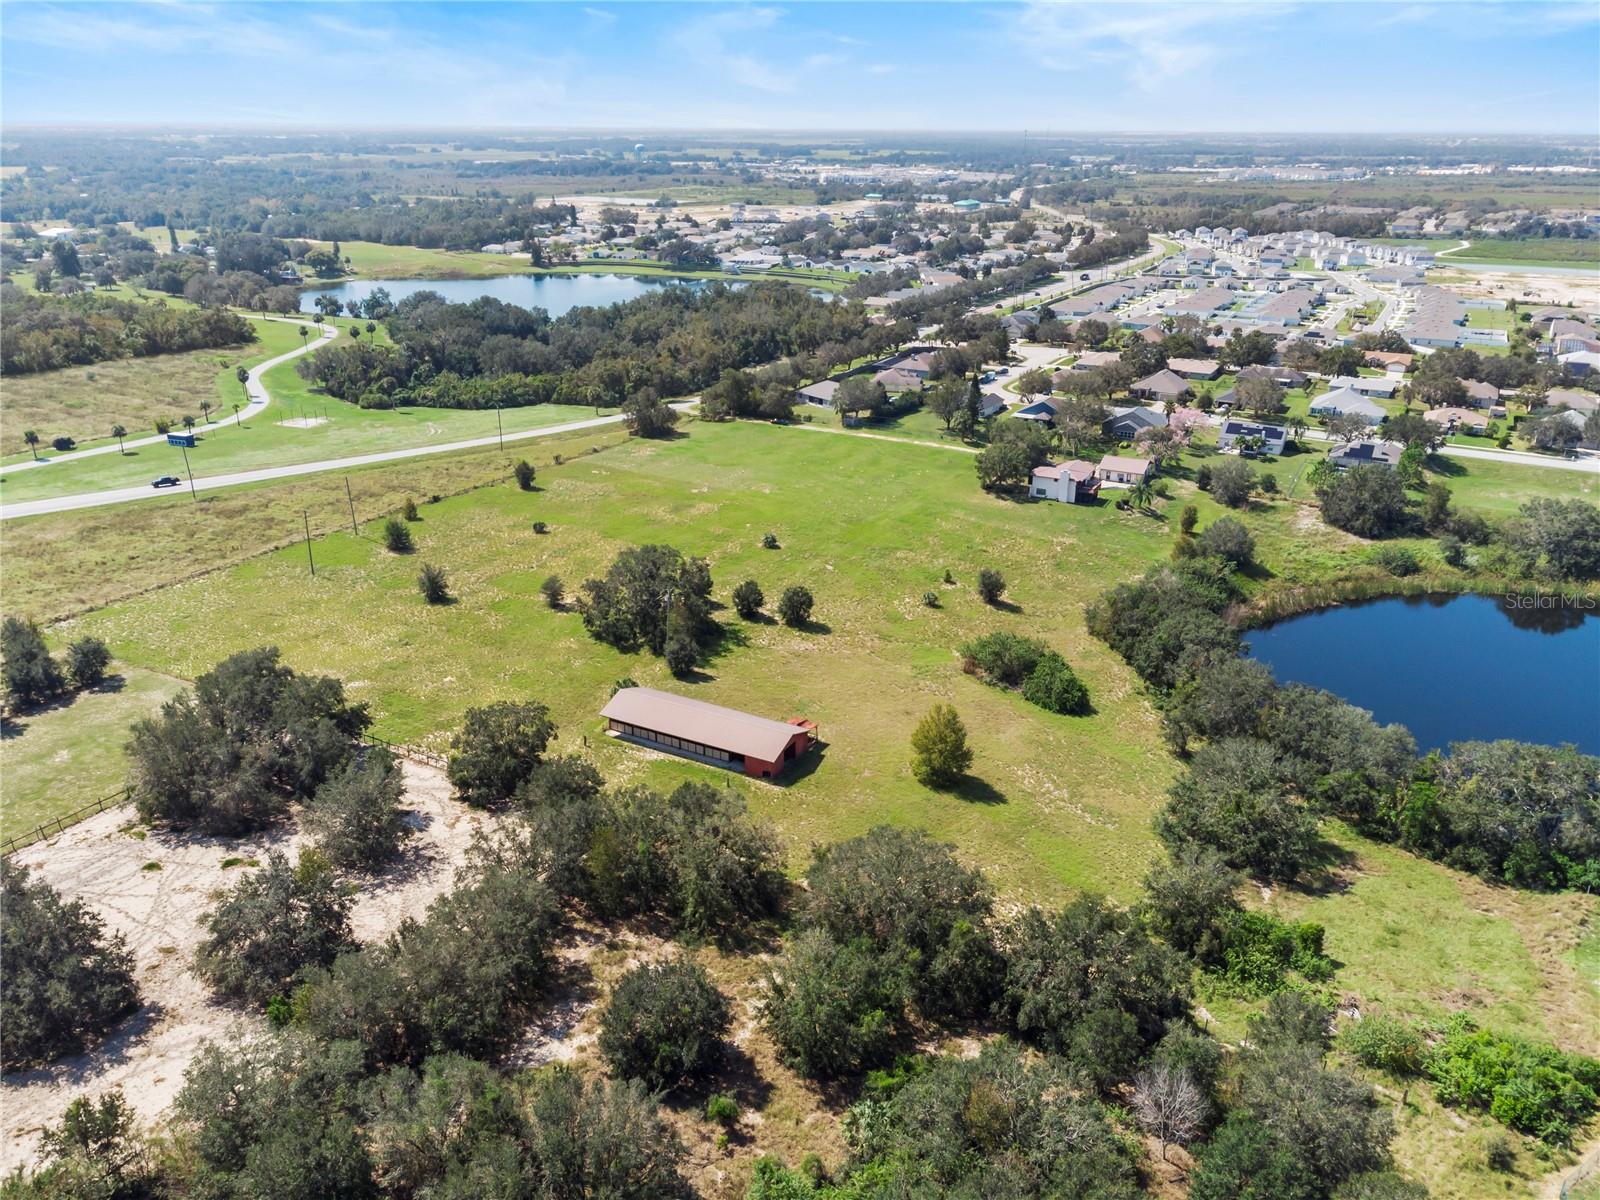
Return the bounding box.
[1079,273,1091,281]
[151,475,181,488]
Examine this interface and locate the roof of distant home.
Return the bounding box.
[1133,368,1191,395]
[601,687,808,763]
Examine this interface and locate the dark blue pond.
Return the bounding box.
[1244,593,1600,753]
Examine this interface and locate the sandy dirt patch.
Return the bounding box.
[0,760,488,1172]
[277,416,329,429]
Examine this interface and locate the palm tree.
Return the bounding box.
[1128,478,1156,512]
[112,424,127,454]
[232,404,242,428]
[298,325,309,347]
[23,430,39,460]
[236,366,249,398]
[182,415,196,433]
[199,400,213,426]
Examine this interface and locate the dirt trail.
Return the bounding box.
[0,761,486,1172]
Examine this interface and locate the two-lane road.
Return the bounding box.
[0,404,694,521]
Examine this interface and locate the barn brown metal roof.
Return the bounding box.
[601,687,805,762]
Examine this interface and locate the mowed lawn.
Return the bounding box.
[71,420,1182,902]
[0,317,303,455]
[0,665,185,842]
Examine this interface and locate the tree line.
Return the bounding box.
[0,286,256,375]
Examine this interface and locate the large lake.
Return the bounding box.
[1245,593,1599,753]
[300,272,741,317]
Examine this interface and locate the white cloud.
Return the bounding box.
[1009,1,1293,91]
[583,6,617,25]
[668,6,795,93]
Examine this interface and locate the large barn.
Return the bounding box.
[600,687,817,779]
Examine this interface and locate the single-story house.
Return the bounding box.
[1553,409,1600,449]
[1130,369,1193,402]
[1069,350,1123,372]
[1309,388,1387,425]
[1327,439,1404,469]
[1237,365,1308,388]
[1104,405,1168,440]
[1012,398,1062,423]
[1030,460,1101,504]
[1364,351,1414,371]
[1000,311,1041,338]
[874,367,924,393]
[796,380,839,407]
[1558,350,1600,377]
[978,392,1009,419]
[601,687,816,780]
[1095,454,1155,485]
[1166,357,1222,380]
[1327,375,1400,399]
[1544,388,1600,414]
[1460,379,1500,408]
[1217,419,1288,456]
[1423,407,1488,435]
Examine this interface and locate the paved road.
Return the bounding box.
[1287,424,1598,472]
[0,405,691,521]
[5,318,337,472]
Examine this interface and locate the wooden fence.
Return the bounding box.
[1,789,131,857]
[2,737,447,858]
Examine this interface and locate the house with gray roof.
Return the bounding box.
[1327,439,1405,469]
[1309,388,1386,425]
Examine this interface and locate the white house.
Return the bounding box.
[1217,419,1288,456]
[1327,375,1400,399]
[1095,455,1155,485]
[1030,460,1101,503]
[1309,388,1387,425]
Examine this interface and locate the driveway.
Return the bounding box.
[5,317,337,473]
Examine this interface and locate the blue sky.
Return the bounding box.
[3,1,1597,133]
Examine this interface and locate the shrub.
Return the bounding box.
[705,1094,739,1126]
[532,520,549,533]
[777,585,814,627]
[448,700,556,808]
[1,615,65,707]
[910,703,972,789]
[1341,1015,1426,1076]
[732,579,765,619]
[1021,651,1090,715]
[804,826,1000,1021]
[1216,911,1335,996]
[1209,459,1256,508]
[402,497,419,521]
[1439,533,1467,568]
[65,636,112,690]
[382,516,414,553]
[976,567,1006,604]
[762,531,780,549]
[598,961,731,1092]
[961,630,1045,686]
[52,436,76,452]
[194,849,354,1006]
[1197,517,1256,568]
[0,862,139,1068]
[1369,545,1420,576]
[1248,991,1336,1051]
[1426,1018,1600,1144]
[1259,472,1278,495]
[1195,463,1213,491]
[1318,465,1412,538]
[1156,738,1322,881]
[126,646,370,835]
[417,562,450,603]
[513,459,535,490]
[922,590,939,607]
[1001,896,1192,1088]
[540,574,564,608]
[762,929,901,1079]
[305,747,411,870]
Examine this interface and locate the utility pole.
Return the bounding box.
[179,443,197,501]
[496,402,504,450]
[344,477,358,535]
[303,511,316,576]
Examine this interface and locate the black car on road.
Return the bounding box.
[151,475,182,488]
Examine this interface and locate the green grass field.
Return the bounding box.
[0,665,185,842]
[64,420,1184,903]
[1445,238,1600,268]
[9,413,1599,1194]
